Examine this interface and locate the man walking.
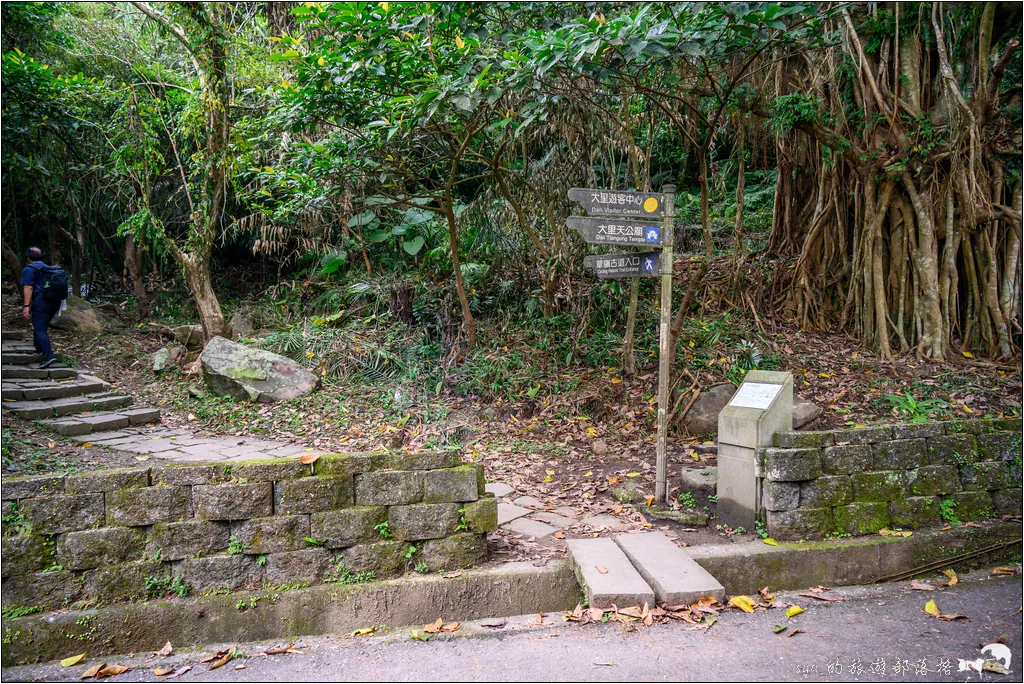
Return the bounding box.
[20,246,68,369]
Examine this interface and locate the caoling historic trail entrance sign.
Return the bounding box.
[570,185,676,505]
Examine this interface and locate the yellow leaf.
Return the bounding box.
[546,469,555,476]
[82,442,93,448]
[349,627,375,637]
[942,569,958,586]
[763,537,778,546]
[61,653,86,667]
[644,495,655,506]
[380,1,389,11]
[610,377,622,384]
[586,427,598,437]
[785,605,804,618]
[626,472,641,478]
[455,35,465,49]
[584,471,593,477]
[818,373,830,379]
[924,599,940,617]
[962,350,974,358]
[728,596,756,613]
[305,351,315,358]
[688,340,695,348]
[317,56,325,66]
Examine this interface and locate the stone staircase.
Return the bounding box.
[1,331,160,435]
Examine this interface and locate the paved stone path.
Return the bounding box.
[487,481,634,538]
[70,426,326,463]
[2,332,323,464]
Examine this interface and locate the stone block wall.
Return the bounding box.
[759,418,1022,539]
[1,452,497,611]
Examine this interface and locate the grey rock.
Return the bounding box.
[682,383,735,437]
[792,397,824,430]
[229,310,254,338]
[173,324,205,349]
[51,296,104,334]
[152,347,172,373]
[200,336,318,403]
[679,467,717,497]
[485,483,516,499]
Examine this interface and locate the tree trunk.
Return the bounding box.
[443,206,476,347]
[182,255,228,341]
[124,235,150,320]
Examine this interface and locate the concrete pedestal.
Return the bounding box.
[716,371,793,529]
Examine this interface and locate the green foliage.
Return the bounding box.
[227,536,247,555]
[0,605,41,620]
[324,555,376,585]
[887,393,950,423]
[678,492,697,508]
[374,521,393,540]
[939,499,962,526]
[146,575,190,598]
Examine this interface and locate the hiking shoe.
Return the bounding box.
[38,358,57,369]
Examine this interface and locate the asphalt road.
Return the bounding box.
[4,571,1022,683]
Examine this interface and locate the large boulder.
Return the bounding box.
[173,325,205,349]
[229,310,254,338]
[681,383,736,437]
[51,296,104,334]
[200,336,318,403]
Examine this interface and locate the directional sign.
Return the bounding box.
[567,216,662,247]
[568,188,666,218]
[583,252,661,279]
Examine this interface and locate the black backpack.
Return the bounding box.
[32,263,69,303]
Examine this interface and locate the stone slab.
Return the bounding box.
[581,514,630,532]
[527,511,574,528]
[485,483,516,498]
[502,517,558,538]
[565,537,655,610]
[614,532,725,604]
[512,496,544,509]
[497,503,531,525]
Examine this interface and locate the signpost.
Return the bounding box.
[570,185,676,506]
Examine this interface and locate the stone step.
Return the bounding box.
[2,352,43,365]
[565,538,655,610]
[0,364,77,380]
[1,342,36,352]
[6,392,132,420]
[1,376,108,401]
[1,330,25,340]
[614,532,725,605]
[41,407,161,436]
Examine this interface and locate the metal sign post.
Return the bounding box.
[570,184,676,507]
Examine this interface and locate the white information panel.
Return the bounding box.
[729,382,782,410]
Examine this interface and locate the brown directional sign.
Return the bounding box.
[568,188,666,218]
[583,252,661,279]
[567,216,663,247]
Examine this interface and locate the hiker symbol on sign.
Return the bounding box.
[643,256,656,272]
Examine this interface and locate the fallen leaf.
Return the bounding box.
[62,654,86,667]
[982,661,1010,674]
[153,669,173,676]
[442,570,463,579]
[166,665,191,679]
[924,599,940,617]
[265,640,296,654]
[785,605,805,618]
[911,580,936,591]
[992,567,1017,576]
[553,531,566,539]
[962,350,974,358]
[595,564,608,574]
[788,629,805,638]
[285,649,305,655]
[158,641,174,657]
[208,648,234,670]
[81,664,104,679]
[625,472,641,478]
[798,592,841,602]
[480,618,506,629]
[763,537,778,546]
[758,587,775,603]
[587,607,604,621]
[728,596,756,613]
[593,661,617,667]
[349,628,375,637]
[942,569,959,586]
[441,621,460,632]
[233,664,246,671]
[423,618,444,634]
[644,495,655,506]
[879,528,912,537]
[82,442,93,448]
[773,624,787,634]
[96,665,131,677]
[409,630,431,642]
[299,453,320,465]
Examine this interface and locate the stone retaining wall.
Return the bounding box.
[1,452,497,611]
[759,418,1022,539]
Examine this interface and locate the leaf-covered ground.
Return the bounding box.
[3,305,1020,554]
